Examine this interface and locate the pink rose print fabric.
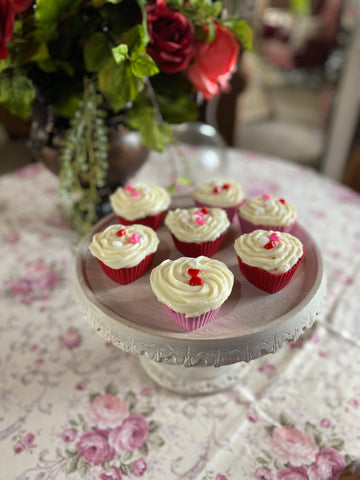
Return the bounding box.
[254,416,351,480]
[57,384,163,477]
[269,426,318,466]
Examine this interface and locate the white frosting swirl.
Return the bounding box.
[110,183,171,220]
[165,207,230,243]
[238,195,296,226]
[234,229,304,274]
[150,256,234,317]
[88,224,159,269]
[193,179,244,207]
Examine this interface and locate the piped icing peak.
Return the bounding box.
[234,229,304,274]
[165,207,230,243]
[239,195,296,227]
[150,256,234,317]
[88,224,159,269]
[110,183,171,220]
[193,179,244,207]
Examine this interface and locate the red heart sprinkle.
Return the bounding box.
[223,183,231,189]
[116,229,126,237]
[201,207,209,214]
[213,186,222,193]
[279,198,286,204]
[188,268,200,277]
[190,276,202,286]
[264,241,275,249]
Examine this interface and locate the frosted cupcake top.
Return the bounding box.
[234,229,304,274]
[193,179,244,207]
[110,183,171,220]
[165,207,230,243]
[89,224,159,269]
[238,195,296,227]
[150,256,234,317]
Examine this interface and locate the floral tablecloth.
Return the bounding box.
[1,149,360,480]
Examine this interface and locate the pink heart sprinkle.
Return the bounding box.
[196,211,204,217]
[130,192,141,197]
[129,234,140,244]
[196,217,206,225]
[262,194,272,200]
[269,232,280,242]
[125,184,134,191]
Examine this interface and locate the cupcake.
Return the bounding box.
[88,224,159,284]
[192,179,245,222]
[165,207,230,257]
[234,229,304,294]
[150,256,234,331]
[110,183,171,230]
[238,194,296,233]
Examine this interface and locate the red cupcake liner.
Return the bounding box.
[96,253,154,285]
[116,211,166,230]
[238,215,295,234]
[194,200,244,222]
[236,250,305,294]
[163,305,221,331]
[171,233,226,258]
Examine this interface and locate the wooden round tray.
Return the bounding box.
[74,195,326,372]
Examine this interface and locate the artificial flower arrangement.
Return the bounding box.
[0,0,252,233]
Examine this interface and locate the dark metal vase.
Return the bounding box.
[28,99,149,218]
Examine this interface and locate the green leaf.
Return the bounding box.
[139,405,155,417]
[290,0,311,15]
[138,442,149,457]
[35,0,83,42]
[0,68,35,119]
[112,44,129,64]
[148,420,160,434]
[120,25,146,53]
[227,19,253,51]
[122,451,134,462]
[105,382,118,396]
[84,32,112,73]
[120,463,132,475]
[54,88,83,118]
[98,58,144,112]
[147,433,165,448]
[77,456,91,477]
[177,175,191,187]
[131,52,159,78]
[67,454,80,474]
[124,391,137,411]
[0,57,13,74]
[140,116,173,152]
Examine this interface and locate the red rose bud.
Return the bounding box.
[187,23,240,100]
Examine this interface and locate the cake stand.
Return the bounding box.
[74,195,326,395]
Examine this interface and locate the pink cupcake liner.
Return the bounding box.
[116,211,166,230]
[194,200,245,222]
[238,215,295,234]
[96,253,154,285]
[163,305,222,331]
[171,233,226,258]
[236,250,305,294]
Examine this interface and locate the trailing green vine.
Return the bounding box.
[58,78,109,235]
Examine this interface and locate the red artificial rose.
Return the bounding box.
[146,0,195,74]
[187,23,240,99]
[0,0,16,59]
[12,0,32,12]
[0,0,33,59]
